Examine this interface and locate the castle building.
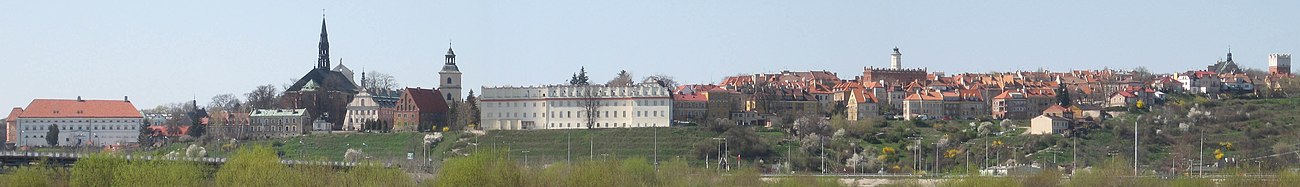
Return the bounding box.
[279,17,360,130]
[863,48,928,84]
[1270,53,1292,76]
[479,84,672,130]
[14,98,143,147]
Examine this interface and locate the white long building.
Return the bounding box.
[480,84,672,130]
[15,98,143,147]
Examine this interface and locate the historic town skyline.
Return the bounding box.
[2,0,1298,110]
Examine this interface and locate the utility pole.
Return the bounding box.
[567,131,571,164]
[1134,115,1140,176]
[654,127,659,171]
[1199,130,1204,176]
[820,135,825,173]
[589,135,594,160]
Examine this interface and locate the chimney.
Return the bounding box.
[124,96,130,102]
[77,96,84,102]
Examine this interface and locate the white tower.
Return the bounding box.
[1269,53,1291,75]
[890,47,903,69]
[439,46,463,103]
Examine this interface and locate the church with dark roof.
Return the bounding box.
[279,17,360,131]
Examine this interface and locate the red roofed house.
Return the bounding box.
[846,89,879,120]
[903,90,945,120]
[1030,105,1074,135]
[16,97,143,147]
[1107,91,1139,108]
[992,90,1029,120]
[395,87,450,132]
[672,85,712,122]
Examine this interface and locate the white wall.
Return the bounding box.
[16,117,142,146]
[480,84,672,130]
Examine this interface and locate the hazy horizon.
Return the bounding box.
[2,0,1297,113]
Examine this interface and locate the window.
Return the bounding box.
[447,77,453,84]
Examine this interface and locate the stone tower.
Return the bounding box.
[890,47,902,69]
[1270,53,1292,76]
[439,45,462,103]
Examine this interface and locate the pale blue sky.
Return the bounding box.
[2,1,1297,112]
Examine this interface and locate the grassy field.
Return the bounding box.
[152,132,428,161]
[468,127,720,166]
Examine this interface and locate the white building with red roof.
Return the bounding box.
[15,97,143,147]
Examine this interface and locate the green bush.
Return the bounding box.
[1,164,57,187]
[71,152,125,187]
[113,159,205,187]
[215,145,293,186]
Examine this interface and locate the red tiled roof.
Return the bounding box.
[1113,91,1137,98]
[1043,105,1070,114]
[674,93,708,102]
[19,99,141,118]
[904,91,944,101]
[5,107,21,122]
[147,125,189,136]
[403,88,450,113]
[853,90,877,103]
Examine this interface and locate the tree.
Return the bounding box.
[138,118,155,146]
[1056,83,1071,107]
[642,74,678,89]
[570,67,591,85]
[607,70,634,86]
[363,71,400,91]
[582,87,601,129]
[245,84,280,110]
[466,90,480,126]
[209,94,243,112]
[187,106,209,138]
[46,124,59,146]
[1131,66,1155,83]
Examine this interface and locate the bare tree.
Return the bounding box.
[642,74,678,89]
[582,86,602,129]
[208,94,242,112]
[607,70,634,86]
[245,84,280,110]
[363,71,400,91]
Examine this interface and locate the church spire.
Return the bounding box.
[317,16,331,70]
[445,42,456,65]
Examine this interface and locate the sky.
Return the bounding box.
[2,1,1298,114]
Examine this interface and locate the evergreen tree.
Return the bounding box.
[46,124,59,146]
[569,67,590,85]
[1056,83,1071,107]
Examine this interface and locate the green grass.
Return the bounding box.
[153,132,428,161]
[470,127,719,166]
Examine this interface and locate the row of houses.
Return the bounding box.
[669,49,1292,129]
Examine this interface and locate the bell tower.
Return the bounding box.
[439,44,463,103]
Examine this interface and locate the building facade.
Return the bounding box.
[345,73,381,131]
[394,87,449,132]
[248,109,309,140]
[1270,53,1292,76]
[278,18,360,130]
[15,98,143,147]
[480,84,672,130]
